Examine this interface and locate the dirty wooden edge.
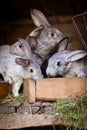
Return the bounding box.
[24,77,87,103]
[0,114,64,129]
[0,113,86,129]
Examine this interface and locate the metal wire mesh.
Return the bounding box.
[72,12,87,50]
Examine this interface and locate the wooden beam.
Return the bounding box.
[24,77,87,103]
[23,79,36,103]
[36,77,87,100]
[0,114,64,129]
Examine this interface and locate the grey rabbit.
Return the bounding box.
[12,37,43,65]
[0,41,24,55]
[0,40,43,97]
[46,50,87,77]
[0,36,43,65]
[26,9,70,60]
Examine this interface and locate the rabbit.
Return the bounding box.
[26,26,70,76]
[27,9,70,60]
[46,50,87,77]
[10,40,28,56]
[0,36,35,55]
[0,42,43,97]
[12,37,43,65]
[0,40,31,56]
[0,36,43,65]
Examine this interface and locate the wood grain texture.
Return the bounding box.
[0,82,10,97]
[0,114,64,129]
[24,77,87,103]
[24,79,36,103]
[36,77,87,100]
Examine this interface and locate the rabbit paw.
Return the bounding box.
[76,70,86,77]
[13,92,19,97]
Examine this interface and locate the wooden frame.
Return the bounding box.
[24,77,87,103]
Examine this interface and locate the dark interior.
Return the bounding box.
[0,0,86,22]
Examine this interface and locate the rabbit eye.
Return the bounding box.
[19,44,23,48]
[49,32,56,37]
[29,68,34,73]
[50,32,55,37]
[56,61,60,66]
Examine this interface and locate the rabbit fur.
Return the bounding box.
[46,50,87,77]
[0,41,43,97]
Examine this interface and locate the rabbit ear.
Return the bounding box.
[15,58,30,67]
[29,26,43,37]
[57,37,70,52]
[65,50,87,62]
[26,36,37,48]
[18,38,32,59]
[31,9,51,27]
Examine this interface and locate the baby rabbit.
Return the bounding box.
[46,50,87,77]
[27,9,70,60]
[12,37,43,65]
[0,42,43,97]
[0,40,31,56]
[0,36,43,65]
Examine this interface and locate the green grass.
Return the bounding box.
[53,94,87,129]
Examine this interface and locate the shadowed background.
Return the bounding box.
[0,0,86,46]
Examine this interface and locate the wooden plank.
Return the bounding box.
[0,114,64,129]
[36,77,87,101]
[23,79,36,103]
[0,82,10,97]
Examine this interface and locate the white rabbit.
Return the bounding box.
[46,50,87,77]
[28,9,70,60]
[0,43,43,97]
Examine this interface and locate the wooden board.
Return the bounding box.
[24,79,36,103]
[0,114,64,129]
[0,82,10,97]
[24,77,87,103]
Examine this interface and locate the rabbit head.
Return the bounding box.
[46,50,87,77]
[10,38,34,58]
[10,41,24,56]
[30,9,70,59]
[15,57,43,80]
[11,37,43,65]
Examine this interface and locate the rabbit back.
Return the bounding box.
[0,45,10,53]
